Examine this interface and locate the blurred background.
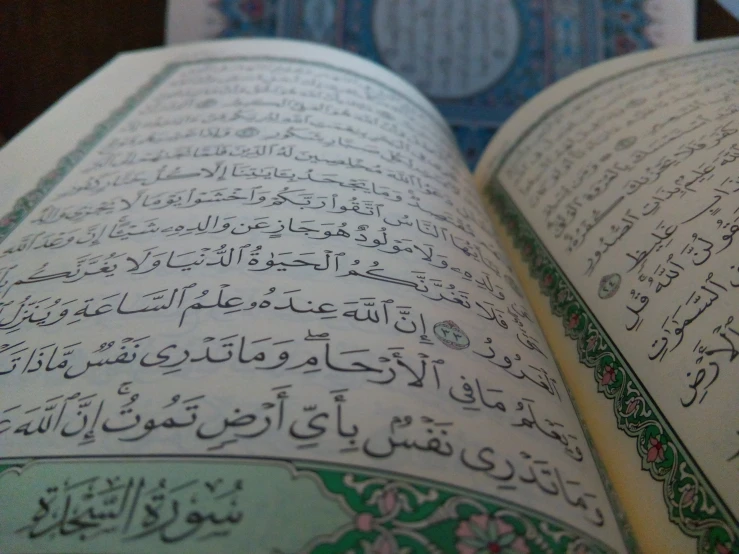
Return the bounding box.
[1,0,738,146]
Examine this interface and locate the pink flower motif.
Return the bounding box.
[0,217,12,227]
[625,398,639,415]
[240,0,266,19]
[680,486,695,507]
[568,313,580,329]
[716,543,732,554]
[355,512,374,532]
[378,489,397,515]
[601,365,617,386]
[543,274,553,287]
[369,536,396,554]
[586,335,598,351]
[455,514,529,554]
[647,437,665,463]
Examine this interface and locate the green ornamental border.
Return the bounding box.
[486,184,738,554]
[0,458,616,553]
[303,463,613,553]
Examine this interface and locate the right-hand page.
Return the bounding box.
[476,38,739,553]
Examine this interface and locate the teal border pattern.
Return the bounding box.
[0,459,617,553]
[301,462,613,553]
[0,56,621,553]
[483,44,739,554]
[486,184,738,554]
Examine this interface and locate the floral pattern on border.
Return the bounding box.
[601,0,653,57]
[302,468,613,554]
[487,184,738,554]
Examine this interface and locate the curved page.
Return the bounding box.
[0,40,628,553]
[477,38,739,554]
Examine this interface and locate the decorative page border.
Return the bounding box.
[0,56,617,553]
[299,460,612,553]
[486,184,738,554]
[1,457,617,553]
[483,43,739,554]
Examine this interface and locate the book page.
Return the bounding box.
[0,40,629,553]
[165,0,696,165]
[476,38,739,553]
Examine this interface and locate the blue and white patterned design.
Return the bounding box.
[209,0,661,165]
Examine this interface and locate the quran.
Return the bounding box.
[0,38,736,554]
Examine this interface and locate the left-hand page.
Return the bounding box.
[0,39,627,553]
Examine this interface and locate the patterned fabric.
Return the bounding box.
[208,0,660,165]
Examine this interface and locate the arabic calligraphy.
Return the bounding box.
[491,46,739,510]
[0,53,621,543]
[16,472,244,543]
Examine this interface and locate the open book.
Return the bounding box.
[0,38,736,554]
